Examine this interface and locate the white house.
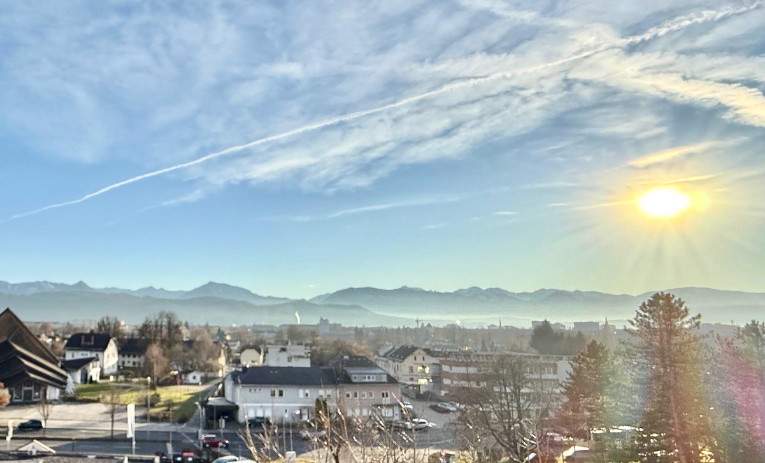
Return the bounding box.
[375,345,435,392]
[224,363,401,424]
[118,338,149,371]
[62,356,101,394]
[264,344,311,367]
[64,332,119,376]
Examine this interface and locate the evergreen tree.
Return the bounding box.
[560,340,613,437]
[627,293,712,463]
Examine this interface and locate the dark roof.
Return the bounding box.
[120,338,149,355]
[65,332,114,351]
[61,357,98,371]
[234,366,340,386]
[382,345,421,361]
[0,308,68,389]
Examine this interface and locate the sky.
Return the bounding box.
[1,0,764,299]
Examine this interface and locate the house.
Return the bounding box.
[375,345,435,392]
[65,332,119,376]
[224,363,401,424]
[62,356,101,391]
[118,338,149,371]
[0,308,68,403]
[240,346,264,367]
[264,344,311,367]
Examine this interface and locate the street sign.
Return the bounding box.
[126,404,135,438]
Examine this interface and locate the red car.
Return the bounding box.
[200,434,230,449]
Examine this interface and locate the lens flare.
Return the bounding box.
[638,187,691,218]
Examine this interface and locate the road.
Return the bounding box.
[0,394,459,458]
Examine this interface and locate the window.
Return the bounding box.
[279,389,284,397]
[271,389,276,397]
[353,391,358,399]
[345,392,351,399]
[369,391,374,399]
[381,391,389,398]
[361,391,367,399]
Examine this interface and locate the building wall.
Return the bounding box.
[376,348,434,389]
[224,378,402,424]
[118,352,145,370]
[64,340,119,376]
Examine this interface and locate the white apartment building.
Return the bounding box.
[224,363,401,424]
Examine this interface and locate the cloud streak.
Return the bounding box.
[7,1,761,222]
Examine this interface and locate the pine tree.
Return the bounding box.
[560,340,613,437]
[627,292,712,463]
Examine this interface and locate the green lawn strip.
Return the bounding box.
[75,383,205,423]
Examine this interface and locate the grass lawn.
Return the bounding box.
[75,383,207,423]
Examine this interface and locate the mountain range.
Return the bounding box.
[1,280,764,326]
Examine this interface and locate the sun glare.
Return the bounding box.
[638,187,691,218]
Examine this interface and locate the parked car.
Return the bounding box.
[16,420,43,432]
[200,434,230,449]
[412,418,436,431]
[442,402,459,412]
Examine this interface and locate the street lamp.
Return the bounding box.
[146,377,152,426]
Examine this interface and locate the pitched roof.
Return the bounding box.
[0,308,59,364]
[65,332,113,351]
[234,366,339,386]
[0,308,68,389]
[382,345,421,361]
[120,338,149,355]
[61,356,98,371]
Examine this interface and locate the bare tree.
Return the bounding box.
[37,386,54,436]
[100,385,123,439]
[457,355,555,463]
[96,316,125,340]
[144,342,169,385]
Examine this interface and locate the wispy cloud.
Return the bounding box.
[493,210,519,216]
[628,142,719,168]
[7,1,758,222]
[274,195,464,223]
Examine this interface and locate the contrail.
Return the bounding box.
[9,2,760,221]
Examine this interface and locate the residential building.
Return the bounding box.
[440,351,572,406]
[64,332,119,376]
[0,308,68,403]
[62,357,101,394]
[118,338,149,371]
[375,345,435,392]
[264,344,311,367]
[240,346,264,367]
[224,363,401,424]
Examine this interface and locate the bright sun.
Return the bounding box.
[638,187,691,218]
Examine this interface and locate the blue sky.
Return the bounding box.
[1,0,764,298]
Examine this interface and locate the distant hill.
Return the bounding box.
[0,280,289,305]
[2,280,764,326]
[0,290,403,326]
[312,286,765,324]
